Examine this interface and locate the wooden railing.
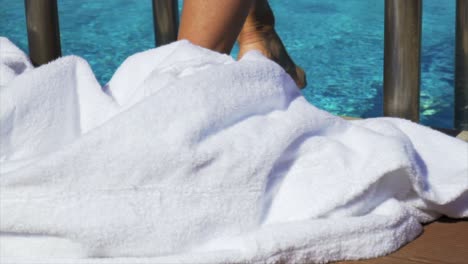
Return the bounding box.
[24,0,61,66]
[24,0,178,63]
[455,0,468,130]
[24,0,468,129]
[383,0,422,123]
[152,0,179,46]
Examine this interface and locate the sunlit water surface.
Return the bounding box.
[0,0,456,128]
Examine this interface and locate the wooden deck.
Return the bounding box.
[336,218,468,264]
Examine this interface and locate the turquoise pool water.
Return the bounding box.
[0,0,456,128]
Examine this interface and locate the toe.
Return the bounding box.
[294,66,307,89]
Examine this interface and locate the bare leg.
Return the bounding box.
[178,0,253,54]
[238,0,306,88]
[178,0,306,88]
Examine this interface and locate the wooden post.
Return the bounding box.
[383,0,422,122]
[455,0,468,130]
[152,0,179,47]
[25,0,61,66]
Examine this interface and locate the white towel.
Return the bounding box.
[0,37,467,264]
[0,38,33,87]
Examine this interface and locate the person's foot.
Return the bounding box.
[237,1,306,89]
[238,29,306,89]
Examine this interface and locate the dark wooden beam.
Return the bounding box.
[383,0,422,122]
[152,0,179,47]
[455,0,468,130]
[25,0,61,66]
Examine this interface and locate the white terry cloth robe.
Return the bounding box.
[0,37,467,264]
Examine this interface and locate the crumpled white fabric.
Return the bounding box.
[0,37,467,264]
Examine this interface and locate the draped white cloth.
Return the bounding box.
[1,37,467,263]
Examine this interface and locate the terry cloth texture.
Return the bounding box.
[1,37,467,264]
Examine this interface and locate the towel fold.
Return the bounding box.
[0,38,33,87]
[1,37,467,264]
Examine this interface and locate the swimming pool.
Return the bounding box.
[0,0,456,128]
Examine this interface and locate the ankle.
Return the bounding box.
[238,0,275,47]
[238,25,273,47]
